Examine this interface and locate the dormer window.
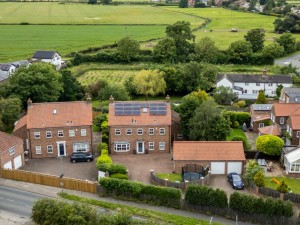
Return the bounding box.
[280,117,284,124]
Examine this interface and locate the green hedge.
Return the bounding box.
[99,178,181,208]
[224,111,250,128]
[185,185,228,208]
[229,192,293,217]
[110,173,128,180]
[230,136,250,150]
[97,163,127,175]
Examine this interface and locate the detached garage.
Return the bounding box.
[0,131,24,170]
[173,141,246,174]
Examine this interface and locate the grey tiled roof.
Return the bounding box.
[32,51,56,59]
[217,74,292,84]
[251,104,273,111]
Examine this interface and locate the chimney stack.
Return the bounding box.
[27,98,32,107]
[109,95,115,103]
[86,94,91,103]
[262,67,267,77]
[166,95,170,103]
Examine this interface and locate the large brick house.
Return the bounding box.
[13,99,93,158]
[280,87,300,103]
[0,131,24,169]
[108,96,172,154]
[250,104,272,133]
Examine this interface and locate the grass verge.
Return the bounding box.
[156,173,182,182]
[59,193,224,225]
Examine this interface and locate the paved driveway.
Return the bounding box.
[111,153,173,184]
[21,157,98,182]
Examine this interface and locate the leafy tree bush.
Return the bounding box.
[230,136,250,150]
[237,100,246,108]
[94,114,108,131]
[256,134,284,155]
[97,163,127,175]
[228,40,253,64]
[0,97,21,131]
[245,160,263,181]
[256,90,267,104]
[185,185,228,208]
[213,86,237,105]
[98,84,130,101]
[275,32,296,54]
[262,42,285,59]
[97,142,108,155]
[179,0,188,7]
[100,121,109,135]
[102,133,109,144]
[153,37,177,63]
[244,28,265,52]
[253,171,265,187]
[235,112,251,127]
[110,173,128,180]
[276,179,289,193]
[96,154,112,165]
[116,37,140,62]
[99,178,181,208]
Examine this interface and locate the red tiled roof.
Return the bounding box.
[273,103,300,117]
[173,141,245,161]
[258,125,281,136]
[251,114,270,122]
[108,101,172,126]
[289,115,300,130]
[27,101,92,129]
[13,115,27,133]
[0,131,23,152]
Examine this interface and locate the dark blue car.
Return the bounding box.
[227,172,244,190]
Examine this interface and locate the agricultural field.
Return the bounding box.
[77,69,138,86]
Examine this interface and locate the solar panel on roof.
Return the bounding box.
[115,102,167,116]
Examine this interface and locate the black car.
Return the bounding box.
[70,152,94,163]
[227,172,244,190]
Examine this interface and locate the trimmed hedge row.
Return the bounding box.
[99,177,181,208]
[230,192,293,217]
[97,163,127,175]
[185,185,228,208]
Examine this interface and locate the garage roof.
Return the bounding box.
[173,141,245,161]
[0,131,23,151]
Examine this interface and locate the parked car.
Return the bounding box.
[70,152,94,163]
[227,172,244,190]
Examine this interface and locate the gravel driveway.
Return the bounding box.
[111,153,174,184]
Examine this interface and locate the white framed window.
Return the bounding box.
[268,83,273,87]
[295,98,299,102]
[159,142,165,151]
[280,117,284,124]
[81,129,87,136]
[137,128,143,135]
[297,131,300,138]
[34,132,40,139]
[149,128,154,135]
[115,129,121,135]
[259,123,264,128]
[149,142,154,150]
[252,90,258,94]
[47,145,53,154]
[9,147,15,156]
[69,130,75,137]
[35,146,42,155]
[46,131,52,138]
[245,82,249,86]
[73,142,89,152]
[126,129,132,135]
[159,128,165,135]
[290,163,300,172]
[271,91,276,95]
[114,142,130,152]
[256,83,260,86]
[58,130,64,137]
[243,90,247,94]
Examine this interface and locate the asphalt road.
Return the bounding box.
[0,186,45,220]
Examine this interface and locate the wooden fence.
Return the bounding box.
[1,169,97,194]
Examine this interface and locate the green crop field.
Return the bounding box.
[77,69,138,86]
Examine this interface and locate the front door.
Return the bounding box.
[57,142,66,157]
[136,142,144,154]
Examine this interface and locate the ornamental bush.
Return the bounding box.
[256,134,284,156]
[110,173,128,180]
[276,179,289,193]
[185,185,228,208]
[253,171,265,187]
[99,178,181,208]
[97,163,127,175]
[230,135,250,150]
[96,154,112,166]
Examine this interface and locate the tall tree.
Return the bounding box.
[262,42,285,59]
[275,32,296,54]
[9,63,63,105]
[276,84,284,97]
[59,70,84,101]
[188,99,231,141]
[228,40,253,64]
[116,37,140,62]
[213,86,237,105]
[153,37,177,63]
[133,70,166,98]
[244,29,265,53]
[166,21,195,62]
[256,90,267,104]
[0,97,21,131]
[195,37,220,63]
[179,0,188,8]
[98,84,130,101]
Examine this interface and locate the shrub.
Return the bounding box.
[237,100,246,108]
[235,112,251,127]
[245,160,263,181]
[102,133,109,144]
[276,179,289,193]
[230,136,250,150]
[110,173,128,180]
[185,185,228,208]
[99,178,181,208]
[253,171,265,187]
[96,155,112,165]
[97,163,127,175]
[232,121,240,128]
[256,134,284,156]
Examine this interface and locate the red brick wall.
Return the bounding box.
[13,125,28,151]
[28,126,93,158]
[0,142,24,169]
[109,125,171,154]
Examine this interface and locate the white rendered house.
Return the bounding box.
[32,51,62,70]
[216,71,292,100]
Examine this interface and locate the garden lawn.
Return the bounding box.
[156,173,182,182]
[264,176,300,194]
[226,128,247,141]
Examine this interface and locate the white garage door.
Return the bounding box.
[14,155,22,169]
[3,161,12,170]
[211,162,225,174]
[227,162,242,174]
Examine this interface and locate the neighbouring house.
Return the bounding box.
[0,63,18,82]
[31,50,62,70]
[286,112,300,145]
[216,69,292,99]
[270,103,300,130]
[13,98,93,159]
[108,96,172,154]
[173,141,246,174]
[280,87,300,103]
[283,147,300,178]
[250,104,272,132]
[171,110,182,143]
[0,131,24,169]
[258,124,281,136]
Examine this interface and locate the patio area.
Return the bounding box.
[261,161,285,177]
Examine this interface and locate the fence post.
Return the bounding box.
[164,178,168,187]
